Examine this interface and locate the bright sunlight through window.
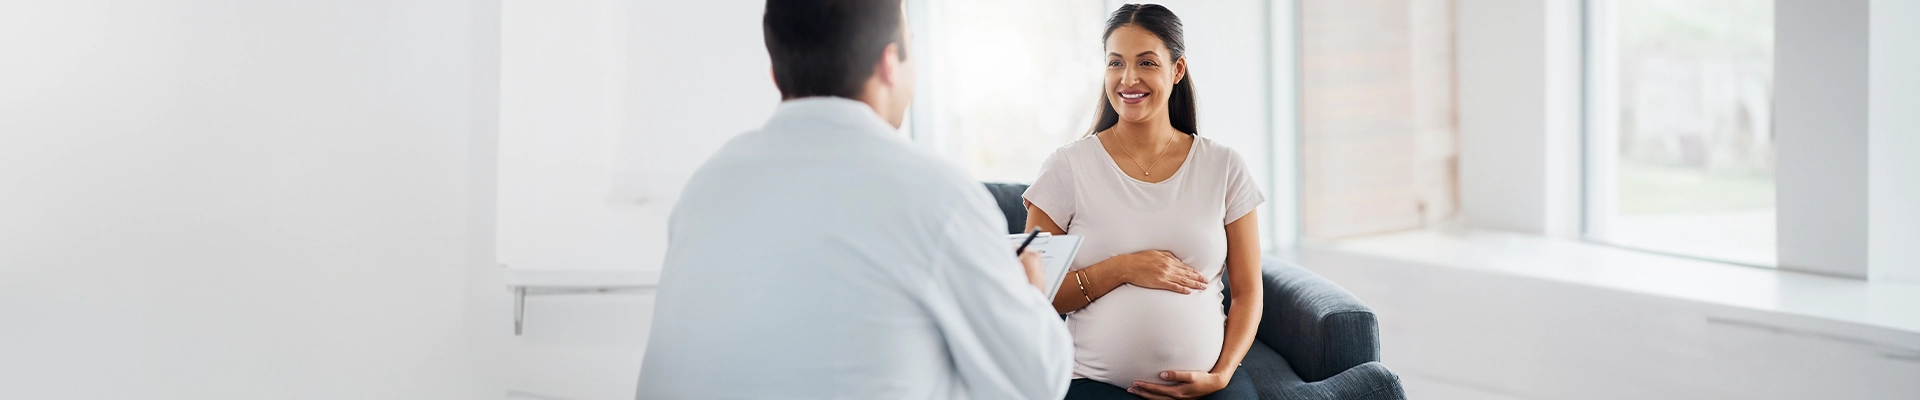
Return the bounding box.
[1585,0,1776,266]
[913,0,1108,182]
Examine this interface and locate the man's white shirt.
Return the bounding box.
[635,97,1074,399]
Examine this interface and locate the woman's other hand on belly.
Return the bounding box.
[1129,370,1229,400]
[1110,250,1208,294]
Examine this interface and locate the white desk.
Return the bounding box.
[503,268,661,335]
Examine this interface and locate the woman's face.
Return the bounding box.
[1104,24,1186,126]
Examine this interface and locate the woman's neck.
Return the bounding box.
[1106,119,1185,153]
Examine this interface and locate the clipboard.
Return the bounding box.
[1010,233,1083,300]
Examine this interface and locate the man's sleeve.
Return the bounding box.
[919,195,1075,399]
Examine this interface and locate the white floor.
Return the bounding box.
[500,291,1531,400]
[499,235,1920,399]
[1400,371,1529,400]
[503,292,655,400]
[500,290,1516,400]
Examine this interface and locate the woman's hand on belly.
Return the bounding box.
[1049,250,1207,313]
[1128,370,1228,400]
[1110,250,1209,294]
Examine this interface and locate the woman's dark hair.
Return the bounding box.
[1090,3,1197,136]
[763,0,908,100]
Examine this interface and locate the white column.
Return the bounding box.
[1270,0,1301,249]
[1869,0,1920,283]
[1775,0,1870,278]
[1456,0,1582,236]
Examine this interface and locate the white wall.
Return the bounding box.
[615,0,780,267]
[1456,0,1582,236]
[1869,0,1920,284]
[1457,0,1550,234]
[497,0,632,272]
[0,1,502,398]
[497,0,774,398]
[497,0,777,272]
[619,1,781,174]
[1776,0,1872,278]
[1776,0,1920,282]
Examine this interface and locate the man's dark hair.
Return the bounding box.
[763,0,908,100]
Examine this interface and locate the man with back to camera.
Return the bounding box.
[633,0,1074,399]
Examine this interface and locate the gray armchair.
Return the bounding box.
[983,183,1405,400]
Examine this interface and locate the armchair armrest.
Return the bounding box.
[1255,256,1382,382]
[1241,340,1405,400]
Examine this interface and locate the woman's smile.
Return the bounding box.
[1118,89,1150,104]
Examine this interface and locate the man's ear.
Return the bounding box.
[770,66,782,96]
[874,42,902,88]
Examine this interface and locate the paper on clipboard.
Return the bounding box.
[1011,233,1083,300]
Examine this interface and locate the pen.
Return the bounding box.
[1014,227,1042,256]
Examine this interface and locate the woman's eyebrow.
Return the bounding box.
[1107,51,1162,58]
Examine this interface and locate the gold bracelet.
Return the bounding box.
[1075,270,1093,303]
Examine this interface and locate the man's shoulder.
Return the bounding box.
[686,124,986,216]
[861,149,991,218]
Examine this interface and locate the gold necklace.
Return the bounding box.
[1116,132,1177,177]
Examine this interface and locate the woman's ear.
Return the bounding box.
[1173,57,1187,84]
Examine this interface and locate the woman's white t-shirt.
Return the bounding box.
[1022,133,1265,387]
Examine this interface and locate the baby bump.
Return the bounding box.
[1068,284,1227,387]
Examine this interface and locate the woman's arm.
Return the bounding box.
[1210,210,1263,378]
[1131,211,1263,400]
[1026,203,1208,314]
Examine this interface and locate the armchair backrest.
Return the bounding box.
[981,182,1031,234]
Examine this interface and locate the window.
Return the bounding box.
[1299,0,1459,240]
[1584,0,1776,266]
[910,0,1108,182]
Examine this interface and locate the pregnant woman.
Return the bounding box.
[1023,4,1264,400]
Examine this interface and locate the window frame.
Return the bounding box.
[1576,0,1780,269]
